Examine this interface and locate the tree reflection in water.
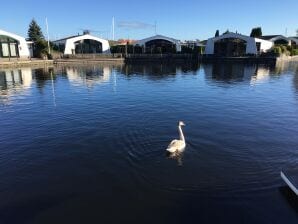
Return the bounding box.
[33,67,55,91]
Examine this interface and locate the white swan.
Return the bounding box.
[166,121,186,153]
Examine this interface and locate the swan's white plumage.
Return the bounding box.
[167,139,185,153]
[166,121,186,153]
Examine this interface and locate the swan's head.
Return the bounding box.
[179,121,185,126]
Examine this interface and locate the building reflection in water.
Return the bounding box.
[0,68,33,104]
[266,61,298,93]
[202,63,279,85]
[122,62,200,78]
[0,68,32,90]
[59,65,115,88]
[294,69,298,93]
[250,66,272,85]
[1,61,298,104]
[285,61,298,93]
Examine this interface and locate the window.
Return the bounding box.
[10,43,17,57]
[2,43,9,57]
[0,35,19,57]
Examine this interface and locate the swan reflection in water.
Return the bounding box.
[166,150,184,166]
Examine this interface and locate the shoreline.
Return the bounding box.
[55,58,124,64]
[0,55,298,69]
[0,59,54,69]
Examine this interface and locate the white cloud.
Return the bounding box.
[117,21,155,30]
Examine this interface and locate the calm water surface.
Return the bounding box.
[0,62,298,224]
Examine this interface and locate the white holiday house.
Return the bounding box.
[134,35,182,53]
[259,35,290,46]
[204,32,273,56]
[289,37,298,48]
[53,33,110,55]
[0,29,31,58]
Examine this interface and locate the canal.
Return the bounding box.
[0,62,297,223]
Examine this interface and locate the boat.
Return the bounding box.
[281,170,298,196]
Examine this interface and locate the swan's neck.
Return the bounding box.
[178,125,185,142]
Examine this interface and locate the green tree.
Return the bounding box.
[28,19,49,58]
[28,19,44,41]
[223,29,229,35]
[215,30,219,37]
[250,27,262,37]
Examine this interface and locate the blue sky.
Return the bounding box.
[0,0,297,41]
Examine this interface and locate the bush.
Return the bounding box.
[286,45,292,52]
[291,49,298,56]
[280,45,289,54]
[272,46,282,55]
[47,53,53,60]
[270,45,293,56]
[278,45,291,56]
[51,42,60,52]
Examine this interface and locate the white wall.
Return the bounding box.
[255,38,273,53]
[0,29,30,58]
[26,42,34,57]
[205,39,215,54]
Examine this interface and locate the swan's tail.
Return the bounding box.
[166,147,176,153]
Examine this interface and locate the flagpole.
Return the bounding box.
[112,17,115,41]
[45,17,51,54]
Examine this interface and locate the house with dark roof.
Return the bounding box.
[53,32,110,55]
[289,37,298,48]
[259,35,290,45]
[134,35,182,53]
[204,32,273,56]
